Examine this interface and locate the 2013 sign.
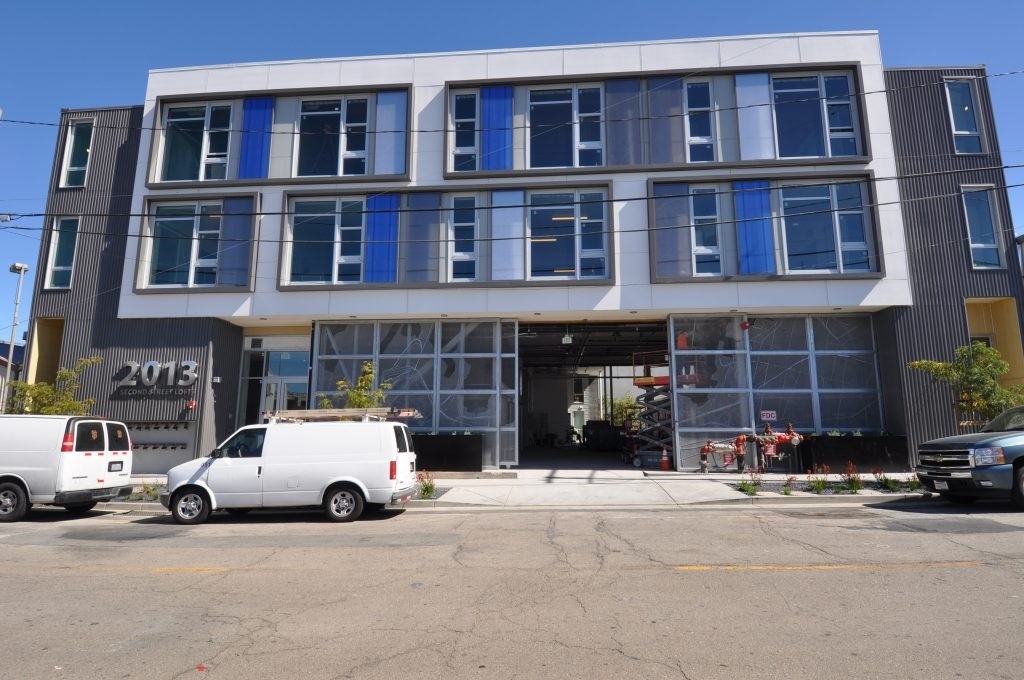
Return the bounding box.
[117,360,199,388]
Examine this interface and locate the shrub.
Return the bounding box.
[872,468,900,492]
[841,461,863,493]
[736,470,762,496]
[417,469,436,499]
[807,464,831,494]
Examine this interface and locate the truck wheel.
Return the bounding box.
[171,489,211,525]
[63,502,98,515]
[324,487,364,523]
[0,482,28,522]
[1012,466,1024,510]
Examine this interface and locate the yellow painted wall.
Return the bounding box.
[966,298,1024,385]
[27,318,63,384]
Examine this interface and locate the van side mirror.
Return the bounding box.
[211,448,225,459]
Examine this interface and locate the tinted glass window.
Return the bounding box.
[222,428,266,458]
[76,422,106,451]
[393,425,409,452]
[105,423,130,451]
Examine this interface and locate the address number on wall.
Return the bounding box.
[117,360,199,387]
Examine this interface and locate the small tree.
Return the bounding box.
[7,356,102,415]
[609,395,640,427]
[335,360,392,408]
[909,342,1024,424]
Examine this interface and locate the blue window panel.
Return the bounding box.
[238,97,274,179]
[481,86,513,171]
[365,194,399,282]
[734,180,775,274]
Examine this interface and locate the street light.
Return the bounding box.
[2,263,29,413]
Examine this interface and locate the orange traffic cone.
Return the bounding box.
[660,446,671,470]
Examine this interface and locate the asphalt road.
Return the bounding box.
[2,500,1023,679]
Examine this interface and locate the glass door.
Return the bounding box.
[260,378,309,420]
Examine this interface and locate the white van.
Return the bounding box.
[160,420,419,524]
[0,415,134,522]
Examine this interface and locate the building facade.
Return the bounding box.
[23,32,1024,472]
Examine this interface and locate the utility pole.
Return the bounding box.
[2,263,29,413]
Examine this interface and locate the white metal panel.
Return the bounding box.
[735,73,775,160]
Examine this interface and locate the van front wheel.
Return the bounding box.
[0,482,28,522]
[324,487,364,523]
[171,489,211,525]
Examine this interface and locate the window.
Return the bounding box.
[780,182,871,273]
[290,198,365,283]
[46,217,79,288]
[691,188,721,275]
[75,422,105,452]
[962,187,1001,268]
[297,97,370,176]
[61,120,93,187]
[147,199,253,288]
[451,92,478,172]
[449,196,478,281]
[222,428,266,458]
[161,104,232,181]
[945,80,983,154]
[527,190,606,279]
[772,73,859,158]
[528,85,603,168]
[685,82,715,162]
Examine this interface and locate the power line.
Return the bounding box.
[2,179,1019,336]
[0,68,1019,140]
[5,161,1023,228]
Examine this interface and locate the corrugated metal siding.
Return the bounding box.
[883,68,1024,458]
[27,107,244,433]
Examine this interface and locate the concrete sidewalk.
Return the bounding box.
[118,469,927,512]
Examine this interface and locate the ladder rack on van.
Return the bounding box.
[262,407,423,423]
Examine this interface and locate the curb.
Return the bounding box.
[98,492,938,513]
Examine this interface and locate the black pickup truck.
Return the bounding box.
[916,406,1024,508]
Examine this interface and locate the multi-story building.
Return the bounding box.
[22,31,1024,473]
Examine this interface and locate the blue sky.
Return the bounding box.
[1,0,1022,348]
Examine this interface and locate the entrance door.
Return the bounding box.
[260,379,308,420]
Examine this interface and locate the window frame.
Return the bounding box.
[944,78,985,155]
[448,194,479,282]
[159,102,234,182]
[60,119,94,187]
[684,81,716,163]
[960,185,1003,269]
[450,90,479,172]
[294,95,374,178]
[527,83,605,169]
[45,217,80,289]
[146,200,225,288]
[525,188,607,281]
[689,187,722,276]
[777,180,873,275]
[287,196,368,284]
[770,71,861,159]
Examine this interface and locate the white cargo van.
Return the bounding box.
[0,415,134,522]
[160,420,418,524]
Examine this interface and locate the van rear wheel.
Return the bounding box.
[63,502,98,515]
[324,487,364,522]
[171,489,211,525]
[0,482,28,522]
